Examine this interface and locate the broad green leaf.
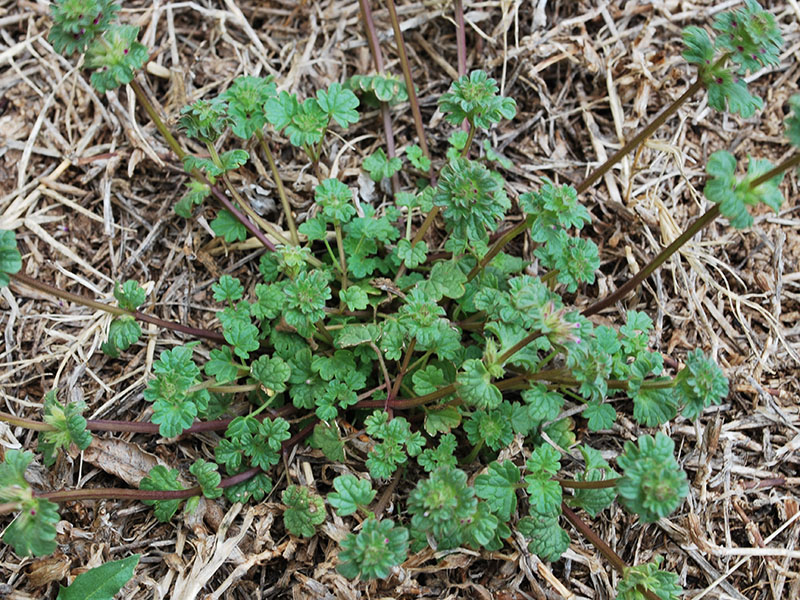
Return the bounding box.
[457,359,502,410]
[327,474,376,516]
[363,148,402,182]
[582,400,616,431]
[309,422,345,462]
[114,280,146,311]
[0,230,22,287]
[212,275,244,303]
[57,554,140,600]
[518,510,569,562]
[101,316,141,358]
[189,459,222,499]
[417,433,458,472]
[423,406,461,435]
[204,346,240,384]
[140,465,184,522]
[211,209,248,243]
[570,445,618,518]
[406,144,431,171]
[474,460,520,521]
[282,485,325,537]
[250,355,291,394]
[316,82,359,129]
[339,286,369,311]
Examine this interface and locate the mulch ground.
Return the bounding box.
[1,1,799,598]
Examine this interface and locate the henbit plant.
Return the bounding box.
[0,0,793,597]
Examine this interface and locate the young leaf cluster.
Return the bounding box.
[683,0,781,118]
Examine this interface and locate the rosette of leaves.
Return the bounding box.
[0,450,60,557]
[616,433,689,523]
[433,157,510,256]
[438,70,516,129]
[682,0,781,118]
[534,230,600,293]
[102,280,146,357]
[179,98,229,144]
[0,229,22,287]
[674,349,729,419]
[703,150,783,229]
[520,179,591,241]
[215,415,290,475]
[48,0,120,55]
[37,391,93,467]
[712,0,782,73]
[409,467,505,552]
[337,518,408,579]
[221,75,277,139]
[84,24,148,93]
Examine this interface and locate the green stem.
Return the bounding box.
[32,467,253,504]
[750,151,800,188]
[130,80,186,160]
[468,78,704,285]
[27,421,316,505]
[369,342,392,410]
[561,502,626,573]
[496,330,544,365]
[196,169,278,251]
[575,78,703,195]
[206,143,282,244]
[393,205,439,284]
[357,0,400,194]
[454,0,467,78]
[33,466,260,504]
[467,216,532,282]
[556,477,620,490]
[315,321,334,345]
[385,0,431,169]
[255,130,299,245]
[1,404,295,436]
[358,374,532,411]
[0,411,53,432]
[388,339,416,403]
[540,269,558,286]
[334,221,348,292]
[584,150,800,318]
[323,239,342,273]
[460,119,476,158]
[10,272,225,343]
[384,0,434,283]
[460,439,484,465]
[130,80,277,252]
[561,503,662,600]
[583,204,720,316]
